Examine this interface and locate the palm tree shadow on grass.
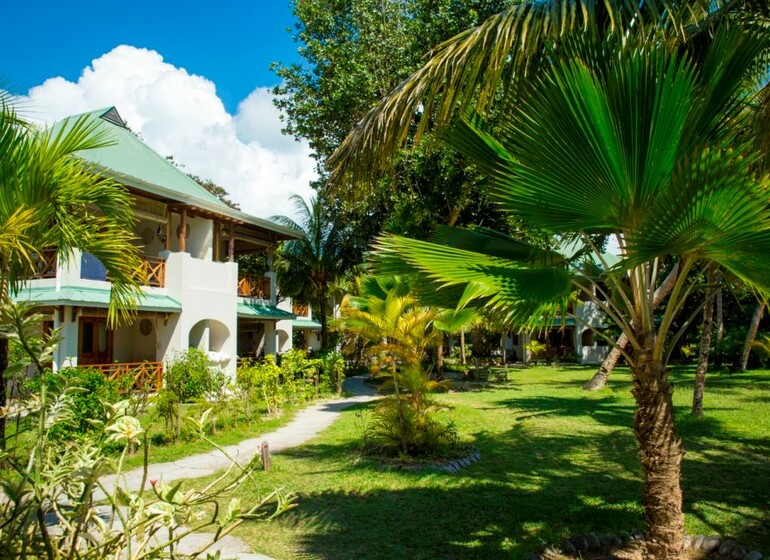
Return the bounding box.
[278,429,645,559]
[261,390,770,559]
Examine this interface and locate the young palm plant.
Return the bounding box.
[373,27,770,559]
[339,276,448,456]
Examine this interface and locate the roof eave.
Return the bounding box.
[90,164,304,242]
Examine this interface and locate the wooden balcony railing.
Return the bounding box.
[237,275,271,299]
[88,361,164,393]
[137,256,166,287]
[292,302,309,317]
[29,248,57,279]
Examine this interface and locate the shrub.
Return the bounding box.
[320,350,346,395]
[0,302,293,559]
[165,347,213,402]
[280,349,321,402]
[525,340,547,365]
[30,366,121,438]
[239,355,284,415]
[154,388,181,441]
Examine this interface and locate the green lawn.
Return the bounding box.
[118,401,305,470]
[221,365,770,559]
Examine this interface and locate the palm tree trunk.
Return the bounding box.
[692,265,718,416]
[319,289,329,351]
[632,347,685,560]
[0,336,6,451]
[583,334,627,390]
[436,340,444,379]
[391,362,408,456]
[714,281,724,367]
[460,329,467,366]
[739,302,765,372]
[715,282,724,344]
[584,261,681,391]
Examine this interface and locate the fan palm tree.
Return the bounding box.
[372,26,770,559]
[0,101,143,448]
[271,195,348,350]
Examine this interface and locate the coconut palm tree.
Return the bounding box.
[371,26,770,559]
[0,101,143,448]
[271,195,348,350]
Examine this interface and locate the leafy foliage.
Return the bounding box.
[272,195,349,350]
[38,367,121,437]
[273,0,513,266]
[0,302,293,559]
[363,367,458,459]
[165,347,215,403]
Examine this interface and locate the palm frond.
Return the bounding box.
[328,0,754,185]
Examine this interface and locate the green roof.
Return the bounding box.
[52,108,301,241]
[292,319,322,330]
[13,286,182,313]
[237,301,295,320]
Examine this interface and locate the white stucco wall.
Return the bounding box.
[161,251,238,376]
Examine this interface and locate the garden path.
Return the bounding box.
[97,375,377,559]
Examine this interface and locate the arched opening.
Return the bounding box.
[277,329,291,353]
[188,319,231,365]
[581,328,595,347]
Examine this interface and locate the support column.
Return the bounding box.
[264,321,277,355]
[213,223,220,261]
[179,208,187,253]
[164,212,171,251]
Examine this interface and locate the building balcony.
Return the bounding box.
[136,256,166,287]
[237,274,271,300]
[80,253,166,288]
[292,302,309,317]
[28,248,58,279]
[87,361,164,393]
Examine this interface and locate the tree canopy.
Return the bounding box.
[272,0,516,258]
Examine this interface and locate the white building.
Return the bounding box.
[504,299,611,364]
[15,107,301,388]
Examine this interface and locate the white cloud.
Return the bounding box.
[23,45,316,221]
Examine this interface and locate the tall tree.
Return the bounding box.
[0,103,143,448]
[271,195,347,350]
[739,301,766,371]
[692,265,720,416]
[369,26,770,559]
[273,0,513,254]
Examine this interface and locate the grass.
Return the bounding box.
[118,400,306,470]
[207,365,770,560]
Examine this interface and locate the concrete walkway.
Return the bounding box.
[98,376,377,559]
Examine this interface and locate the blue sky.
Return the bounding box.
[1,0,302,113]
[0,1,315,220]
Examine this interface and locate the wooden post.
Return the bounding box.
[228,223,235,263]
[213,223,220,261]
[179,208,187,253]
[260,441,271,471]
[165,215,171,251]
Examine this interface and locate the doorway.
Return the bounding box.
[78,317,113,365]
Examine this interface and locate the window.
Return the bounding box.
[81,253,107,281]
